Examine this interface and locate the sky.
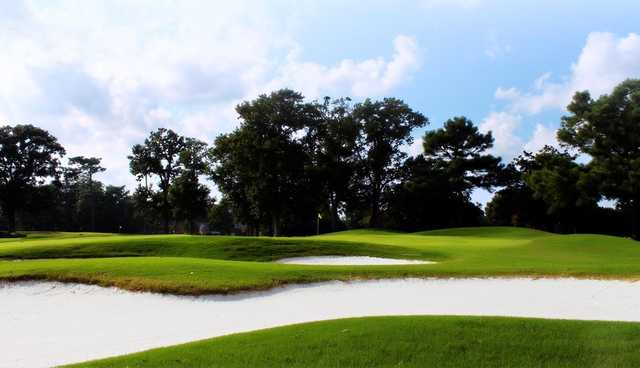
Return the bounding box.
[2,0,640,206]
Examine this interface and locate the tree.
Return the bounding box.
[485,162,550,229]
[0,125,65,233]
[422,117,501,224]
[129,128,186,233]
[170,138,210,234]
[353,98,428,227]
[310,97,360,231]
[385,155,483,230]
[100,185,134,233]
[520,146,597,233]
[68,156,105,231]
[210,89,317,236]
[558,79,640,238]
[208,197,235,234]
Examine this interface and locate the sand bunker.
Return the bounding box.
[274,255,433,265]
[3,277,640,367]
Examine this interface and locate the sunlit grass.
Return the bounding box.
[1,227,639,294]
[67,316,640,368]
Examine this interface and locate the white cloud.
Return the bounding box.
[265,35,421,98]
[523,124,560,153]
[494,86,521,100]
[480,31,640,167]
[497,32,640,115]
[0,1,422,189]
[479,112,523,158]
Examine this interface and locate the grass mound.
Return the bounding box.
[1,227,640,294]
[66,316,640,368]
[415,226,551,238]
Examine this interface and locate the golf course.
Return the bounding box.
[3,227,640,367]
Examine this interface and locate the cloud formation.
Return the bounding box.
[484,32,640,159]
[479,112,523,158]
[266,35,421,98]
[496,32,640,115]
[0,1,422,187]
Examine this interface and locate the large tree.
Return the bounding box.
[170,138,210,234]
[485,161,551,229]
[519,146,597,233]
[309,97,360,231]
[68,156,105,231]
[210,89,317,236]
[0,125,65,233]
[422,117,502,224]
[128,128,186,233]
[558,79,640,238]
[353,98,428,227]
[385,155,483,230]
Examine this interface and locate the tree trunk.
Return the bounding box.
[632,199,640,240]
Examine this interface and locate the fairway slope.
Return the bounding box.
[66,316,640,368]
[1,227,640,295]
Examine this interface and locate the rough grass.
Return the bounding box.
[2,227,640,295]
[66,316,640,368]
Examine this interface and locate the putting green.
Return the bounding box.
[1,227,639,294]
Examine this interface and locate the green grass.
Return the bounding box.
[1,227,640,294]
[65,316,640,368]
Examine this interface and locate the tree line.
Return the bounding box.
[1,80,639,238]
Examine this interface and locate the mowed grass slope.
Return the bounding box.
[67,316,640,368]
[1,227,640,294]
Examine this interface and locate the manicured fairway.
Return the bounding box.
[65,316,640,368]
[1,227,640,294]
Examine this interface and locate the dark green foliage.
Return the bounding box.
[170,138,210,234]
[68,156,105,231]
[559,79,640,238]
[353,98,428,227]
[519,146,598,232]
[389,116,501,230]
[209,89,320,236]
[129,128,187,233]
[385,155,483,231]
[208,198,235,234]
[308,97,360,231]
[0,125,65,233]
[422,117,502,197]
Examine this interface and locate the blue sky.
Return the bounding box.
[2,0,640,206]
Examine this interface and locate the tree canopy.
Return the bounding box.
[0,125,65,233]
[558,79,640,238]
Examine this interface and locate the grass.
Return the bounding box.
[1,227,640,294]
[65,315,640,368]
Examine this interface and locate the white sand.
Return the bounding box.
[274,255,433,265]
[3,278,640,368]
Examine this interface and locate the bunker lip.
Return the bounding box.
[274,255,434,265]
[3,277,640,368]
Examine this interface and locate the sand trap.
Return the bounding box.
[3,278,640,368]
[275,255,433,265]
